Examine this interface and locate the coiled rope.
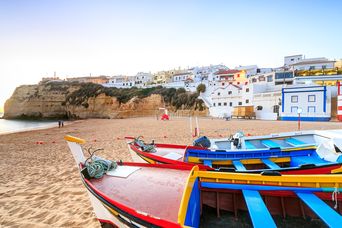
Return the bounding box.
[84,147,117,179]
[134,136,156,153]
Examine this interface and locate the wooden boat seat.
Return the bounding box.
[296,192,342,227]
[261,140,281,149]
[261,158,281,169]
[90,166,189,223]
[232,160,247,171]
[285,138,306,146]
[242,190,276,228]
[244,141,256,149]
[291,156,331,166]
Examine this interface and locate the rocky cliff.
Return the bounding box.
[4,81,206,119]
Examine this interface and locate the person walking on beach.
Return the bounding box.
[61,120,64,127]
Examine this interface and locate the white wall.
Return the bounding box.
[281,86,331,118]
[293,62,335,71]
[284,55,303,66]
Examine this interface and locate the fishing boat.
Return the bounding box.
[125,129,342,173]
[65,135,342,227]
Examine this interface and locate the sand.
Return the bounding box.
[0,117,341,227]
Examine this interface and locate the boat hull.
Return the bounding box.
[127,142,342,174]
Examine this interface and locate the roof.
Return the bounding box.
[173,72,191,76]
[284,54,303,58]
[215,69,240,75]
[290,59,335,66]
[212,83,242,94]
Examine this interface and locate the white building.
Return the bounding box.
[280,85,331,121]
[172,72,193,82]
[134,72,153,88]
[235,65,258,77]
[284,54,303,67]
[209,84,253,118]
[104,75,136,88]
[290,58,335,71]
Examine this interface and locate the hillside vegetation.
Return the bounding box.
[45,81,205,111]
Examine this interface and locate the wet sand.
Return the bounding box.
[0,117,341,227]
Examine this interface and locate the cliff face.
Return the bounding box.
[4,82,164,119]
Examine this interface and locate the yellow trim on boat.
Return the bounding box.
[282,146,316,151]
[188,157,290,165]
[103,204,119,216]
[64,135,86,144]
[196,171,342,188]
[178,166,199,225]
[331,166,342,174]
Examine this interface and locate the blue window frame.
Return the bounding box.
[308,106,316,113]
[308,95,316,102]
[291,96,298,103]
[291,106,298,113]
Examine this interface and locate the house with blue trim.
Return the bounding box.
[280,85,331,121]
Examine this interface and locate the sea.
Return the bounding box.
[0,115,57,134]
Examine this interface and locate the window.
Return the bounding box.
[308,95,316,102]
[246,99,249,104]
[237,74,240,78]
[267,76,273,82]
[322,65,327,70]
[291,58,294,61]
[228,91,232,95]
[308,106,316,113]
[229,102,233,107]
[218,103,222,106]
[256,106,263,110]
[218,92,221,96]
[309,66,315,70]
[238,102,242,105]
[246,88,249,92]
[223,102,227,106]
[259,76,265,81]
[291,106,298,113]
[222,83,225,86]
[252,78,257,83]
[291,96,298,103]
[213,103,216,107]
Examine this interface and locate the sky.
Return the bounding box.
[1,0,342,110]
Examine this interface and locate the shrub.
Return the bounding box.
[196,83,206,93]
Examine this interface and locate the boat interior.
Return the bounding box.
[182,169,342,227]
[212,134,323,150]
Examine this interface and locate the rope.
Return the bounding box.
[134,136,156,153]
[332,186,340,209]
[84,147,117,179]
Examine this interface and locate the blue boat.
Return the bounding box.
[126,129,342,173]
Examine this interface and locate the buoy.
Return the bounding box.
[116,137,121,140]
[93,139,97,142]
[52,141,56,143]
[219,134,223,137]
[36,141,44,144]
[164,135,167,138]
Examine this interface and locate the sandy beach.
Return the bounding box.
[0,117,341,227]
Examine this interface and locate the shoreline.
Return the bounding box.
[0,120,79,136]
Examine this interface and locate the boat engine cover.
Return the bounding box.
[193,136,211,148]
